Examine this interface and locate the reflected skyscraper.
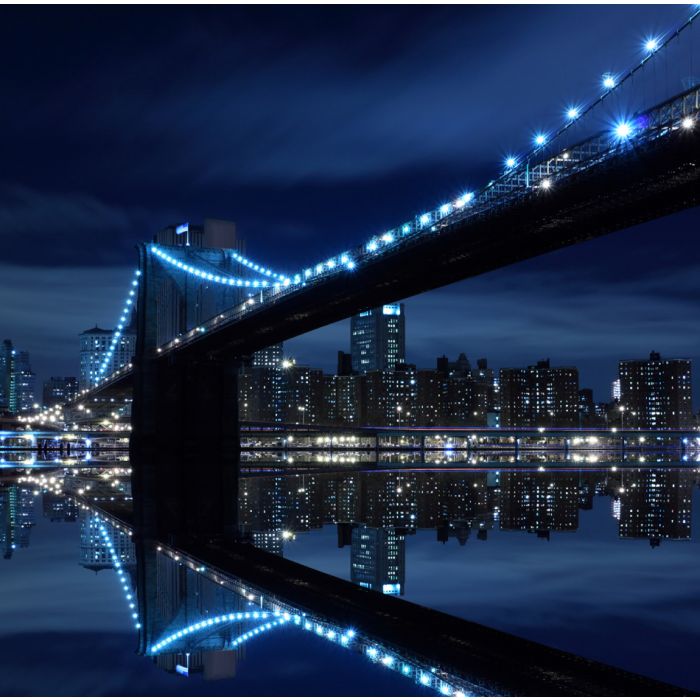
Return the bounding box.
[350,524,406,596]
[0,485,35,557]
[79,510,135,571]
[618,469,693,546]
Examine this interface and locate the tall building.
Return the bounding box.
[0,340,16,413]
[42,377,79,408]
[79,325,136,390]
[280,364,324,424]
[618,351,692,429]
[499,359,579,428]
[611,378,621,401]
[13,351,35,413]
[239,344,284,423]
[350,303,405,373]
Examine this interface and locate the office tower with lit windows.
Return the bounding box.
[13,351,35,413]
[42,377,79,408]
[239,343,284,422]
[618,351,692,429]
[364,363,417,426]
[280,364,324,424]
[499,359,579,428]
[0,340,16,413]
[350,304,405,373]
[79,325,136,390]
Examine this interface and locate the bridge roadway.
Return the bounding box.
[89,498,687,696]
[79,89,700,403]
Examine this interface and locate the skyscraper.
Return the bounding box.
[79,325,136,390]
[13,351,35,413]
[350,303,405,373]
[618,351,692,429]
[0,340,16,413]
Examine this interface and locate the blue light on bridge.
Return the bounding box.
[644,37,660,53]
[602,73,616,90]
[504,156,517,170]
[533,133,547,146]
[566,106,580,120]
[613,119,634,140]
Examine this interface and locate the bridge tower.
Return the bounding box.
[130,241,241,543]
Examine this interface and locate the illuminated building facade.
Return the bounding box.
[79,325,136,390]
[618,352,692,429]
[499,359,579,428]
[350,304,405,373]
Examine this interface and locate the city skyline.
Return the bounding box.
[2,5,700,403]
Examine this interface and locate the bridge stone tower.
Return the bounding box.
[130,222,246,544]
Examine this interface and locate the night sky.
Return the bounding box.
[2,5,699,403]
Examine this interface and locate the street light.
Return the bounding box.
[396,405,403,426]
[298,406,306,426]
[619,405,625,431]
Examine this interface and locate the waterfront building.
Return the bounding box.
[350,303,405,373]
[14,351,35,413]
[79,325,136,390]
[499,359,579,428]
[415,369,443,425]
[324,374,364,426]
[578,388,596,427]
[618,351,692,429]
[280,364,324,425]
[42,376,79,408]
[239,343,284,423]
[0,339,16,413]
[364,363,417,426]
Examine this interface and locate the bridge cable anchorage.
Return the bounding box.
[94,515,141,630]
[150,244,280,289]
[94,269,141,385]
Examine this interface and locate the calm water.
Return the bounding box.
[1,450,699,695]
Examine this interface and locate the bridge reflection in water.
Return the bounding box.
[86,510,486,696]
[36,456,694,696]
